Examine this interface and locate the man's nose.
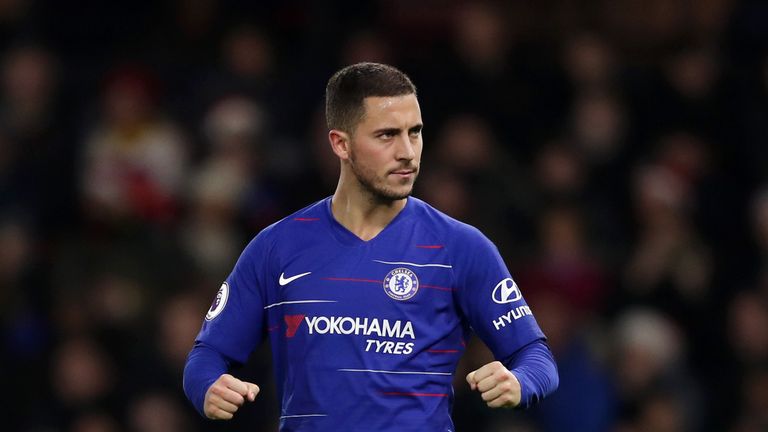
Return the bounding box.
[395,133,416,160]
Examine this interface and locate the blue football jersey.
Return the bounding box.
[195,196,546,431]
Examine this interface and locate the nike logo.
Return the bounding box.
[279,271,312,286]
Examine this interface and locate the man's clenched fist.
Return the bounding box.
[466,361,522,408]
[204,373,260,420]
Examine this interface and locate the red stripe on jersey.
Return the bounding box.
[426,349,459,353]
[381,392,448,397]
[322,277,380,284]
[416,245,444,249]
[421,284,455,292]
[294,217,320,221]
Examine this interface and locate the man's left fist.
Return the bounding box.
[466,360,522,408]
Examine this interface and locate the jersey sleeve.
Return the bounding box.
[194,229,272,365]
[503,339,559,408]
[451,225,545,361]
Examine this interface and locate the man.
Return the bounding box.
[183,62,558,431]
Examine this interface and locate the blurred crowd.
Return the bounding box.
[2,0,768,431]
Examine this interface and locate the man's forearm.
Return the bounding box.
[183,341,231,417]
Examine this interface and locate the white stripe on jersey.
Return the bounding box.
[337,368,452,376]
[373,260,452,268]
[263,300,337,309]
[280,414,328,419]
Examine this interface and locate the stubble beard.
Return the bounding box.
[349,153,417,204]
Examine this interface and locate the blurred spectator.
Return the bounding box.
[50,271,145,341]
[533,141,587,200]
[156,293,207,371]
[52,337,116,411]
[70,411,121,432]
[662,44,720,103]
[632,390,688,432]
[182,96,260,276]
[155,0,222,73]
[0,0,32,47]
[340,31,392,66]
[86,274,146,331]
[0,216,31,292]
[417,168,472,221]
[193,24,281,124]
[184,95,285,268]
[563,32,618,90]
[570,91,628,167]
[432,114,497,175]
[416,1,567,153]
[0,44,76,231]
[420,114,524,253]
[128,391,195,432]
[529,139,629,263]
[1,43,56,139]
[732,367,768,431]
[603,0,732,58]
[223,26,273,83]
[611,308,702,431]
[518,205,607,316]
[566,90,634,262]
[81,65,188,225]
[452,2,511,75]
[728,291,768,365]
[624,163,712,308]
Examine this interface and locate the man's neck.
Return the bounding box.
[331,184,407,242]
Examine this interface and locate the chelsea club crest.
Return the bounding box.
[383,267,419,301]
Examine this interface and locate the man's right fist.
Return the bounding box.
[204,373,260,420]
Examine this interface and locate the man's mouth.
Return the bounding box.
[390,168,417,178]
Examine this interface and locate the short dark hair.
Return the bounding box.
[325,62,416,133]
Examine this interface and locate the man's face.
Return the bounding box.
[347,94,423,201]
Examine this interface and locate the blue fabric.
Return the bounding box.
[183,342,230,417]
[184,196,558,430]
[504,339,560,408]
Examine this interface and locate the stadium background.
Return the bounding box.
[2,0,768,430]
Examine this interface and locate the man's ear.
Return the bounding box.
[329,129,351,161]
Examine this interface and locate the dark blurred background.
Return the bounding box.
[2,0,768,431]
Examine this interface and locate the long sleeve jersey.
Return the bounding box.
[184,196,558,431]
